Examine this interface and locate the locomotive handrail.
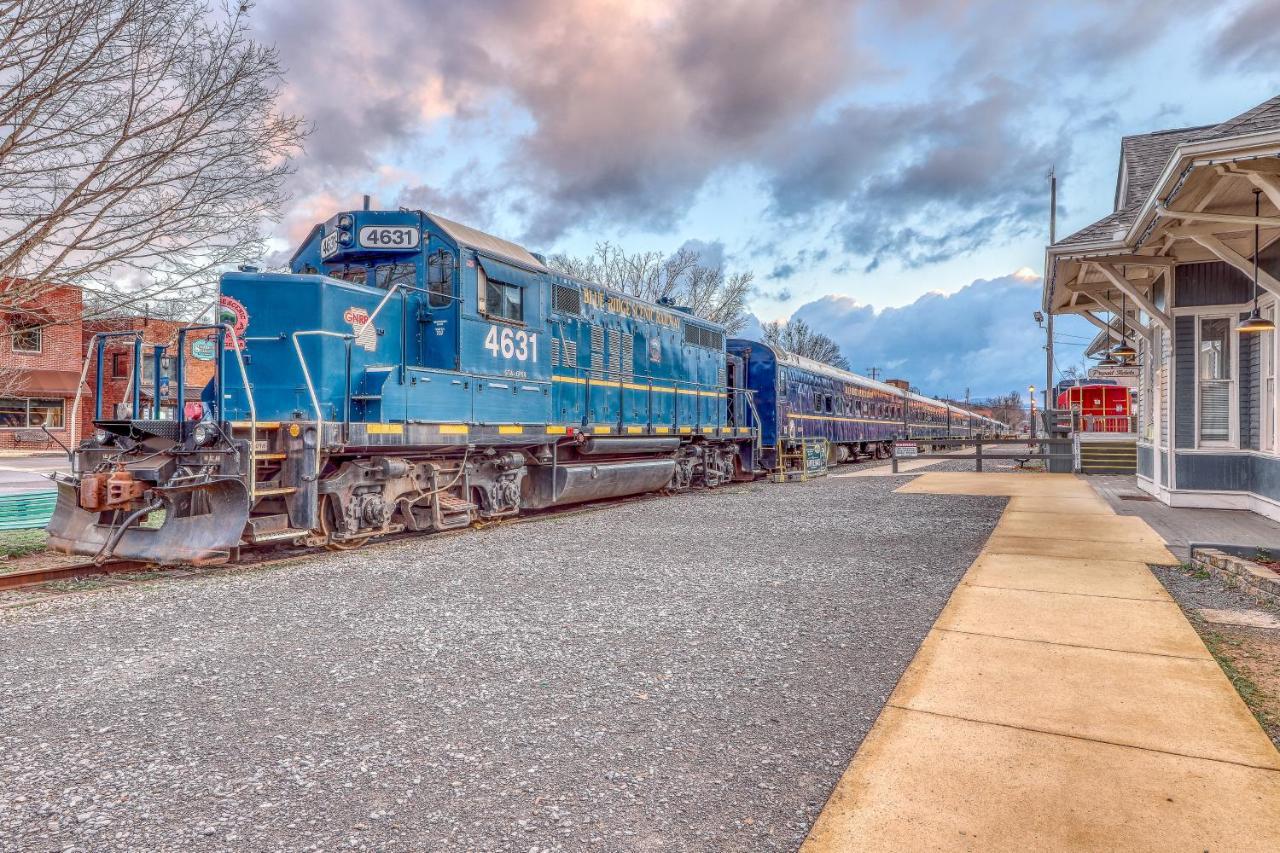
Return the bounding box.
[292,329,356,481]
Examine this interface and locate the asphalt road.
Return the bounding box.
[0,468,1006,852]
[0,456,66,496]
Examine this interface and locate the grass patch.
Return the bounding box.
[1200,628,1279,735]
[0,528,47,559]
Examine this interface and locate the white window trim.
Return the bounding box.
[10,324,42,354]
[1195,313,1237,449]
[1262,299,1277,455]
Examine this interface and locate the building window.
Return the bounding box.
[0,398,64,428]
[1266,306,1276,453]
[111,352,129,378]
[10,322,41,353]
[1198,317,1232,444]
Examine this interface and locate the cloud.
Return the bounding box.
[1201,0,1280,73]
[786,271,1092,399]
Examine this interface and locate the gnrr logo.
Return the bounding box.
[344,306,377,351]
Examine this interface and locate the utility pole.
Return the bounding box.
[1046,168,1057,416]
[865,366,881,381]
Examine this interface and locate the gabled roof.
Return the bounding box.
[1054,94,1280,252]
[1114,125,1211,210]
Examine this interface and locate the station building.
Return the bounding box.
[1045,95,1280,518]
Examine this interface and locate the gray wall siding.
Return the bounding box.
[1174,315,1196,448]
[1176,453,1251,491]
[1241,313,1260,451]
[1174,261,1251,307]
[1137,444,1154,478]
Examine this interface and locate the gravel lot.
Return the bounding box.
[1,467,1005,852]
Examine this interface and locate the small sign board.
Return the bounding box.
[896,441,919,458]
[804,438,829,476]
[1089,365,1138,378]
[190,338,217,361]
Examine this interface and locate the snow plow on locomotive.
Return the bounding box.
[47,209,760,565]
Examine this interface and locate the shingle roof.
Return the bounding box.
[1054,95,1280,251]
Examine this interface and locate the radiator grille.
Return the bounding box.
[682,321,724,350]
[590,325,604,378]
[608,328,622,377]
[551,337,561,367]
[552,283,581,315]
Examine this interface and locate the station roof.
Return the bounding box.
[1044,94,1280,320]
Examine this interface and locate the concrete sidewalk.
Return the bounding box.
[803,472,1280,852]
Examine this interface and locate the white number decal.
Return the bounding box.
[358,225,420,249]
[484,325,538,362]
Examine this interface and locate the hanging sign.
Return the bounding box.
[190,338,218,361]
[1090,365,1138,378]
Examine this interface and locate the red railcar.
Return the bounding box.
[1057,383,1133,433]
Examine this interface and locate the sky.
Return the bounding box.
[249,0,1280,400]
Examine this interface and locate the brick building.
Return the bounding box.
[0,282,87,452]
[81,317,217,438]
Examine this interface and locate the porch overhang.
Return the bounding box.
[1046,127,1280,325]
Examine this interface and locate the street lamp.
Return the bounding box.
[1029,384,1037,441]
[1240,188,1276,334]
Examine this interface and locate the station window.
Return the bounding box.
[485,278,524,323]
[824,395,833,413]
[111,352,129,378]
[1198,317,1231,444]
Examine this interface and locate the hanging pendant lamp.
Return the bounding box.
[1240,187,1276,334]
[1112,288,1138,359]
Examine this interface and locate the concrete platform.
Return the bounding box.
[803,471,1280,852]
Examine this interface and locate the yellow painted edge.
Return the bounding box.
[551,375,587,385]
[702,426,715,433]
[437,424,468,435]
[654,426,671,434]
[232,420,280,429]
[679,426,693,434]
[545,425,568,435]
[737,426,750,433]
[626,426,645,434]
[497,425,524,435]
[593,426,612,434]
[366,423,404,435]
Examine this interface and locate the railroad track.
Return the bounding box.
[0,483,744,597]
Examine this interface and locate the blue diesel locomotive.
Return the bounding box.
[48,209,757,564]
[731,339,1004,470]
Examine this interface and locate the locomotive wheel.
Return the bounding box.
[319,494,372,551]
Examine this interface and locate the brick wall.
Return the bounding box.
[82,317,217,437]
[0,283,85,452]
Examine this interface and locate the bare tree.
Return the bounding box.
[760,318,850,369]
[0,0,306,315]
[983,391,1028,430]
[547,242,753,333]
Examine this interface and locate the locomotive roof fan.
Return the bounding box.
[1239,188,1276,334]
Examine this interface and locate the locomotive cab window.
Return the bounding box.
[427,250,454,308]
[479,265,524,324]
[375,262,416,290]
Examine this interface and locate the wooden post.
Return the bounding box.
[976,440,983,473]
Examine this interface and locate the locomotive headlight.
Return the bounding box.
[93,428,113,445]
[192,421,218,446]
[337,213,354,230]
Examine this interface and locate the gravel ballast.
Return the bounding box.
[1,469,1005,852]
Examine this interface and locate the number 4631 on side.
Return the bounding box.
[483,324,537,362]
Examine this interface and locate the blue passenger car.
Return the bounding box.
[730,339,1004,472]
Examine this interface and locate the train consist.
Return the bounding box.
[732,340,1004,470]
[47,208,1003,565]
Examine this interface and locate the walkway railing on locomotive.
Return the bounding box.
[71,323,259,494]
